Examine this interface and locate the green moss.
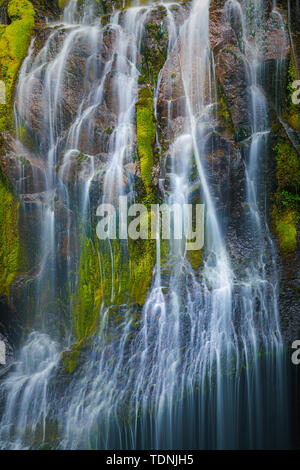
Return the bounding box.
[281,189,300,207]
[62,340,84,374]
[284,57,300,131]
[272,138,300,255]
[98,236,155,307]
[71,84,159,337]
[16,155,30,165]
[287,112,300,131]
[216,81,234,137]
[287,57,297,101]
[141,21,168,85]
[273,207,297,254]
[128,233,155,306]
[73,230,156,341]
[135,86,156,197]
[0,0,35,131]
[58,0,68,8]
[99,239,130,306]
[186,249,203,271]
[16,123,37,150]
[0,164,19,298]
[73,235,101,341]
[274,141,300,191]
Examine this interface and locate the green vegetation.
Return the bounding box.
[62,340,85,374]
[128,234,156,305]
[187,249,203,271]
[217,81,234,138]
[98,236,156,308]
[272,55,300,254]
[0,164,19,298]
[141,21,168,85]
[135,86,156,198]
[73,235,101,341]
[274,210,297,254]
[0,0,35,131]
[58,0,69,8]
[272,140,300,255]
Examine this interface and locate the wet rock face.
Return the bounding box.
[280,238,300,343]
[0,0,298,344]
[157,0,246,256]
[209,0,251,136]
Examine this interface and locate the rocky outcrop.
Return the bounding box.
[208,0,299,342]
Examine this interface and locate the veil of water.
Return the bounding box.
[0,0,292,449]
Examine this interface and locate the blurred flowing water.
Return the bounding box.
[0,0,293,449]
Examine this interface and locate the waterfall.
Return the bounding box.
[0,0,291,449]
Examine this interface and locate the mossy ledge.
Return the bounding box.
[272,139,300,255]
[0,0,35,131]
[0,164,19,298]
[73,235,101,341]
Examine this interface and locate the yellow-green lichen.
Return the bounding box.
[136,86,156,197]
[273,208,297,254]
[0,0,35,131]
[0,164,19,298]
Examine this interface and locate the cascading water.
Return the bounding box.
[0,0,293,449]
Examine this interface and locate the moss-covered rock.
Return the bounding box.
[73,235,101,340]
[284,57,300,132]
[128,234,156,305]
[135,86,156,198]
[0,0,35,131]
[0,164,19,298]
[272,139,300,255]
